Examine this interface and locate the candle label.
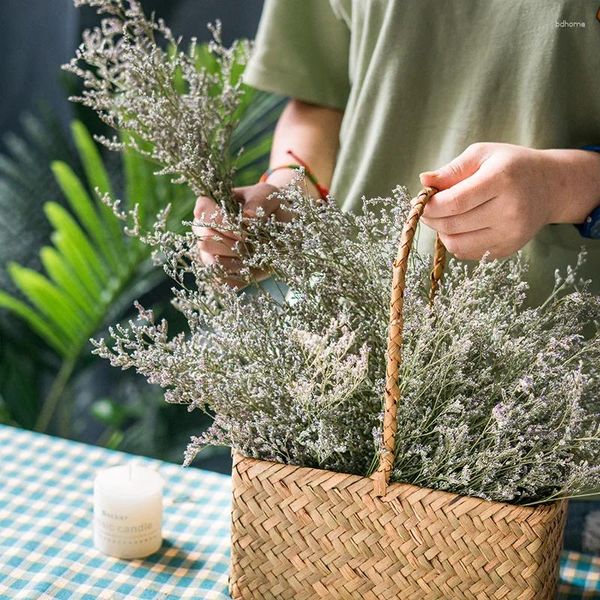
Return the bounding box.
[94,506,162,556]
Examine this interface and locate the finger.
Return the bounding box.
[196,234,240,258]
[223,266,272,289]
[198,249,217,267]
[237,183,296,223]
[193,196,239,240]
[423,169,496,219]
[199,252,247,288]
[212,255,244,273]
[234,183,281,219]
[192,222,242,250]
[272,203,296,224]
[240,187,280,219]
[198,250,243,271]
[439,228,502,261]
[194,195,221,221]
[419,143,488,190]
[421,196,498,236]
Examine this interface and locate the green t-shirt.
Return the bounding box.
[244,0,600,303]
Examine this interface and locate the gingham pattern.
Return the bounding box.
[0,424,599,599]
[0,424,231,600]
[559,552,600,600]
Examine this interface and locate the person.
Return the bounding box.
[194,0,600,549]
[195,0,600,305]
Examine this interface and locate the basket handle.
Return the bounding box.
[372,187,446,497]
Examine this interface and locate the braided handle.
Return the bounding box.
[372,187,446,497]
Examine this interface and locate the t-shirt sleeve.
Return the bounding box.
[243,0,351,110]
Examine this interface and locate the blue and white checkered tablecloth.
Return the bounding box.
[0,424,599,599]
[0,424,231,599]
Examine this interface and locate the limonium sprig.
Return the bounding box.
[92,182,600,506]
[64,0,249,214]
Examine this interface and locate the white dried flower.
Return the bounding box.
[93,183,600,505]
[65,0,250,214]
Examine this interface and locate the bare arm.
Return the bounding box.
[264,99,344,195]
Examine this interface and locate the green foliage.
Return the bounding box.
[0,122,174,365]
[0,113,77,297]
[0,86,282,444]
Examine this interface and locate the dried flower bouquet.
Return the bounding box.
[94,183,600,507]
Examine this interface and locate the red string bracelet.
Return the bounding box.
[259,149,329,200]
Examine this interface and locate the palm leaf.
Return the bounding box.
[231,90,284,186]
[51,161,124,275]
[0,112,77,298]
[44,202,109,286]
[123,140,156,228]
[0,53,283,434]
[0,119,191,430]
[70,121,126,255]
[7,264,87,345]
[40,247,98,320]
[0,291,69,356]
[49,226,104,300]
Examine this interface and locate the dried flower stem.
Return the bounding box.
[64,0,250,214]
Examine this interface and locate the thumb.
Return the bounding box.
[236,183,281,219]
[419,143,486,190]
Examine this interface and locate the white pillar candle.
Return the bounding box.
[93,464,164,559]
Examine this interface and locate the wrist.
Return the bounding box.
[263,167,297,190]
[543,148,600,224]
[260,149,329,200]
[264,168,322,199]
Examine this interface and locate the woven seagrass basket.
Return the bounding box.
[229,187,568,600]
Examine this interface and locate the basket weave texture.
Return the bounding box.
[229,188,568,599]
[230,454,567,599]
